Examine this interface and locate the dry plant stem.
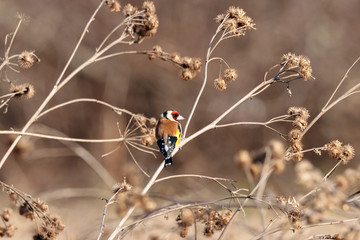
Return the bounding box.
[36,98,135,120]
[4,18,23,59]
[35,124,116,187]
[251,217,360,240]
[0,0,138,169]
[182,21,224,138]
[0,130,125,143]
[97,190,122,240]
[107,162,164,240]
[300,160,343,202]
[219,168,275,240]
[301,56,360,138]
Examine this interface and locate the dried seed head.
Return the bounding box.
[250,163,261,178]
[181,68,194,81]
[215,14,225,23]
[142,1,156,15]
[292,118,308,131]
[18,50,39,69]
[280,53,314,81]
[326,140,343,159]
[223,68,238,82]
[112,177,133,193]
[123,3,137,16]
[233,150,252,169]
[290,152,304,162]
[218,6,255,36]
[105,0,121,12]
[149,117,157,126]
[152,45,162,54]
[140,195,156,212]
[135,114,147,126]
[269,140,285,159]
[336,175,349,190]
[19,203,35,220]
[289,129,302,143]
[191,58,202,71]
[1,208,12,222]
[141,135,155,146]
[179,227,188,238]
[178,208,194,227]
[340,144,355,164]
[288,107,310,121]
[10,83,35,99]
[214,78,227,91]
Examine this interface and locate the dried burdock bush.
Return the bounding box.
[0,208,17,238]
[1,182,64,239]
[17,50,40,69]
[115,185,156,216]
[277,197,304,229]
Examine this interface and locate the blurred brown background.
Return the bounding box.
[0,0,360,239]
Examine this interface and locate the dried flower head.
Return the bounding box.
[105,0,121,12]
[177,208,194,228]
[142,1,156,14]
[269,140,285,159]
[1,209,12,222]
[289,129,302,143]
[112,177,133,193]
[141,135,155,146]
[181,68,194,81]
[233,150,252,169]
[288,106,310,120]
[223,68,238,82]
[10,83,35,99]
[18,50,40,69]
[340,144,355,164]
[280,53,314,81]
[149,117,157,126]
[217,6,256,36]
[123,3,137,16]
[214,77,227,91]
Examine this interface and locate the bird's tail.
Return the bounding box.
[164,156,172,167]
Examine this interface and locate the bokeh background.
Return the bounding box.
[0,0,360,239]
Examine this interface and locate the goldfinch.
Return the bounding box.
[155,110,184,167]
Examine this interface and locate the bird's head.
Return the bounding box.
[162,110,185,122]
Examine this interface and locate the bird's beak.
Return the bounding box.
[177,115,185,120]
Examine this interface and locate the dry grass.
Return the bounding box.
[0,1,360,240]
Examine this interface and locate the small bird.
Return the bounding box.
[155,110,184,167]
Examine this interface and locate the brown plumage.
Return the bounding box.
[155,110,184,167]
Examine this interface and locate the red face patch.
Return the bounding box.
[171,111,179,121]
